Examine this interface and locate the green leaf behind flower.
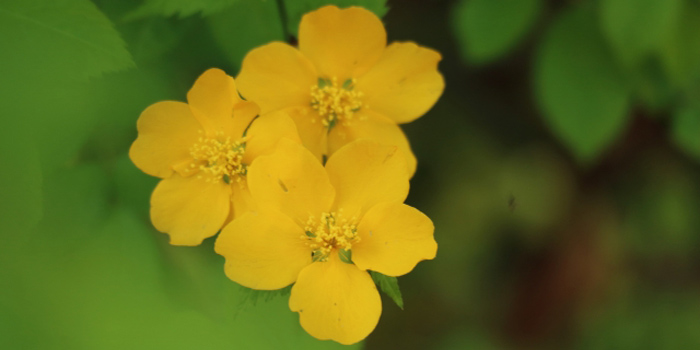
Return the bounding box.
[370,271,404,310]
[207,0,285,72]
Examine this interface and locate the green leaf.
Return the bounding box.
[207,0,285,71]
[120,17,190,64]
[34,164,110,248]
[659,2,700,90]
[113,153,160,216]
[0,0,134,81]
[577,291,700,350]
[631,59,675,112]
[622,160,700,259]
[127,0,241,19]
[79,67,179,162]
[600,0,683,67]
[370,271,403,309]
[535,4,631,163]
[237,285,292,306]
[0,0,135,172]
[0,117,42,245]
[2,207,359,349]
[283,0,389,37]
[452,0,541,64]
[672,107,700,161]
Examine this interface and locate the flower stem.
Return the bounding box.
[275,0,291,42]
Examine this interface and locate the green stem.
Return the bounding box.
[275,0,291,42]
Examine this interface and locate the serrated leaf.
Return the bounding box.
[283,0,388,37]
[127,0,241,19]
[0,0,135,173]
[0,0,134,81]
[207,0,284,71]
[672,107,700,161]
[600,0,682,67]
[535,4,631,163]
[452,0,541,64]
[370,271,403,309]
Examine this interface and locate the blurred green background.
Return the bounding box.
[2,0,700,349]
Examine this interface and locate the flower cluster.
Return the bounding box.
[130,5,443,345]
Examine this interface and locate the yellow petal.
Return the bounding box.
[325,139,409,219]
[247,139,334,226]
[284,106,328,161]
[215,209,310,290]
[230,180,255,220]
[356,42,444,124]
[353,202,437,276]
[328,110,417,176]
[242,110,301,163]
[186,68,241,133]
[129,101,202,178]
[237,42,317,113]
[289,253,381,345]
[229,100,261,139]
[299,6,386,79]
[150,174,231,246]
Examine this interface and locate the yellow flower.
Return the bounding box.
[215,139,437,344]
[236,5,444,176]
[129,68,300,246]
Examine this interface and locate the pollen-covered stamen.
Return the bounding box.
[302,211,360,263]
[189,131,248,184]
[310,77,364,130]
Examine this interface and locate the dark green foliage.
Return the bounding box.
[127,0,241,18]
[452,0,542,64]
[599,0,682,68]
[673,107,700,160]
[207,0,285,72]
[535,4,630,163]
[4,0,700,349]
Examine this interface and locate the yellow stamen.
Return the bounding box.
[310,77,364,129]
[188,131,247,184]
[302,211,359,262]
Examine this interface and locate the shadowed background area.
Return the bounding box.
[2,0,700,349]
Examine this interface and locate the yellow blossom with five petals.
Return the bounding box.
[130,68,300,245]
[215,138,438,344]
[236,5,444,175]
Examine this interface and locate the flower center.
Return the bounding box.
[189,131,247,184]
[303,211,360,263]
[310,77,364,130]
